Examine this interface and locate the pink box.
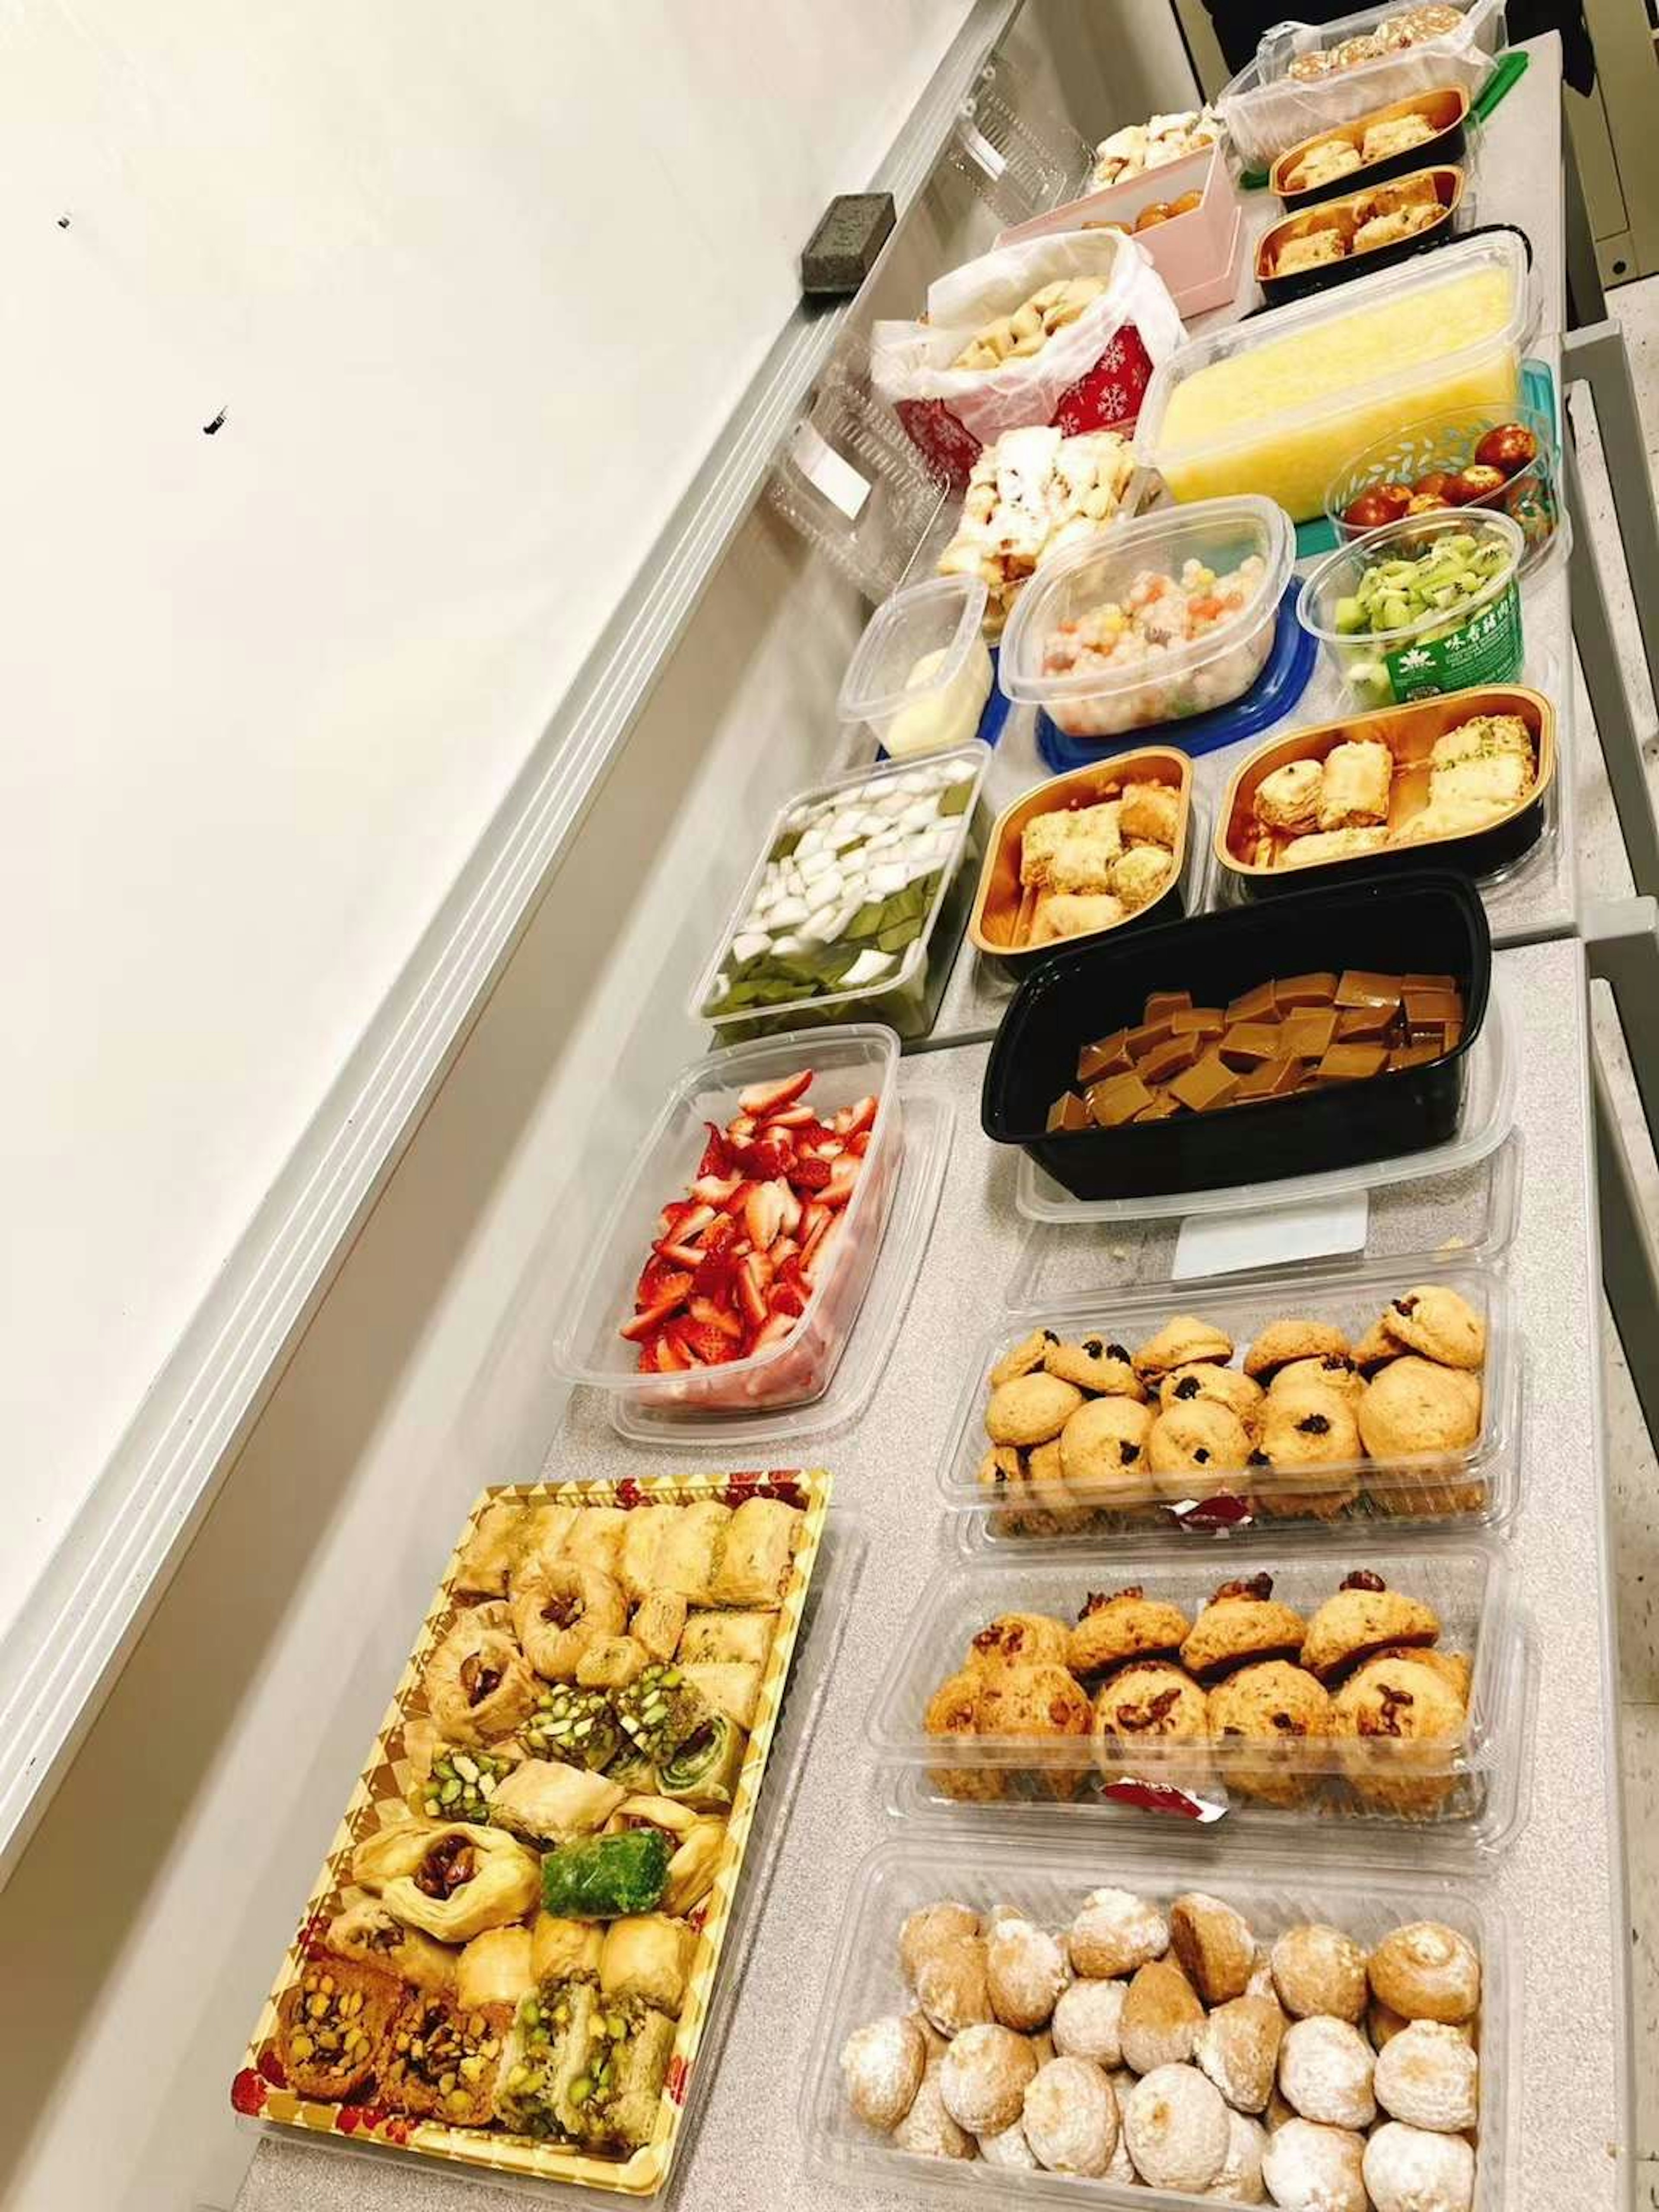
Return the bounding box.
[996,144,1243,320]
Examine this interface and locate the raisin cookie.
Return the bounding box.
[978,1446,1065,1539]
[1256,1384,1363,1520]
[1300,1572,1440,1683]
[1379,1285,1485,1371]
[1352,1317,1400,1375]
[1066,1586,1191,1675]
[1133,1315,1234,1380]
[991,1328,1060,1388]
[1180,1575,1307,1681]
[1331,1653,1466,1815]
[1269,1353,1364,1404]
[987,1372,1085,1448]
[967,1612,1074,1674]
[1044,1335,1147,1398]
[1243,1318,1351,1382]
[1147,1399,1252,1502]
[1059,1395,1156,1509]
[1207,1660,1331,1808]
[1358,1358,1482,1460]
[1160,1361,1266,1433]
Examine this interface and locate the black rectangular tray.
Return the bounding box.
[981,871,1491,1201]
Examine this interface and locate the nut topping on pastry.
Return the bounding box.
[1214,1574,1273,1603]
[460,1654,502,1705]
[416,1834,477,1898]
[1341,1570,1387,1593]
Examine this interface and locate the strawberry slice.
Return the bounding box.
[732,1138,788,1182]
[692,1241,739,1299]
[846,1130,872,1157]
[735,1253,772,1329]
[803,1214,844,1281]
[636,1253,687,1309]
[769,1278,808,1319]
[726,1114,756,1143]
[655,1330,691,1371]
[775,1182,802,1237]
[674,1202,718,1243]
[738,1070,813,1117]
[688,1296,744,1339]
[821,1154,862,1208]
[744,1180,789,1251]
[655,1239,711,1269]
[637,1331,666,1372]
[832,1095,878,1138]
[622,1280,693,1339]
[680,1311,743,1357]
[790,1154,832,1192]
[691,1171,742,1205]
[697,1122,735,1177]
[749,1310,798,1352]
[763,1104,817,1130]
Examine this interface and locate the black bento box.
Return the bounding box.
[981,872,1491,1201]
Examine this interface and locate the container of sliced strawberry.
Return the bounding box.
[550,1026,904,1411]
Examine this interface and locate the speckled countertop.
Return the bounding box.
[237,934,1630,2212]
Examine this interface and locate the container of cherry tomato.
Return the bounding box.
[1324,400,1558,577]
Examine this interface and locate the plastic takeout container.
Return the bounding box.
[693,744,990,1042]
[1218,0,1504,171]
[1273,83,1474,206]
[867,1538,1525,1844]
[999,497,1294,741]
[982,872,1491,1202]
[801,1835,1516,2206]
[1135,231,1529,524]
[837,577,994,762]
[1257,164,1469,307]
[939,1260,1519,1543]
[1326,393,1560,576]
[1298,508,1524,709]
[549,1026,901,1413]
[969,750,1192,973]
[1218,685,1555,893]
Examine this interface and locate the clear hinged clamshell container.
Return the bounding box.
[938,1260,1519,1545]
[692,744,991,1043]
[800,1834,1516,2208]
[944,52,1095,231]
[548,1025,902,1414]
[837,577,995,763]
[1135,231,1531,525]
[998,497,1295,741]
[867,1538,1529,1853]
[1218,0,1506,171]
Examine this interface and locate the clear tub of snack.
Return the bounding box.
[998,499,1294,742]
[838,577,995,763]
[801,1834,1513,2205]
[693,744,991,1042]
[865,1538,1528,1850]
[1325,396,1560,576]
[1218,0,1505,172]
[936,1263,1518,1545]
[1298,509,1524,710]
[548,1024,903,1413]
[1135,231,1530,524]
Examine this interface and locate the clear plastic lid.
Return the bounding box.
[1255,0,1501,85]
[1136,231,1532,491]
[938,1257,1519,1543]
[800,1835,1517,2206]
[866,1535,1526,1848]
[837,575,989,726]
[1297,507,1524,654]
[998,496,1295,716]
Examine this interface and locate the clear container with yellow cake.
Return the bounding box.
[1135,233,1531,525]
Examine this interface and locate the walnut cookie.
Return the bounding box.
[1331,1651,1468,1817]
[1301,1570,1440,1683]
[1207,1660,1332,1808]
[1066,1586,1191,1676]
[1179,1575,1306,1681]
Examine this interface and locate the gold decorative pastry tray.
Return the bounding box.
[233,1468,831,2196]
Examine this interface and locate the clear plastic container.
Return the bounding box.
[1015,967,1515,1224]
[866,1538,1526,1847]
[1297,508,1525,710]
[692,744,991,1042]
[937,1259,1518,1544]
[1325,394,1560,577]
[1135,231,1531,524]
[1218,0,1506,171]
[800,1835,1516,2206]
[837,578,994,762]
[547,1025,902,1413]
[999,498,1295,740]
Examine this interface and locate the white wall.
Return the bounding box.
[0,0,974,1643]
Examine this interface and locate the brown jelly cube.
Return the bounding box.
[1047,1090,1091,1132]
[1077,1028,1131,1083]
[1335,969,1404,1011]
[1171,1006,1225,1038]
[1336,1004,1394,1041]
[1315,1042,1389,1081]
[1234,1055,1304,1100]
[1125,1015,1176,1059]
[1404,971,1458,992]
[1280,1007,1338,1059]
[1136,1033,1203,1084]
[1134,1091,1182,1122]
[1402,985,1462,1028]
[1225,980,1278,1024]
[1275,972,1338,1007]
[1144,989,1193,1022]
[1217,1021,1282,1069]
[1443,1018,1463,1051]
[1388,1043,1441,1071]
[1169,1049,1240,1114]
[1086,1071,1155,1127]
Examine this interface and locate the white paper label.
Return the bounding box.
[789,420,870,522]
[956,118,1006,179]
[1173,1191,1369,1282]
